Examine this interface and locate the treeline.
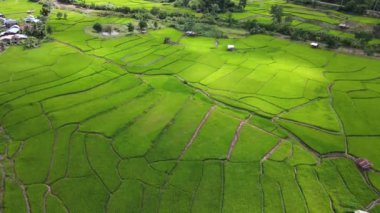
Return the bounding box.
[291,0,380,14]
[57,0,248,12]
[171,0,246,13]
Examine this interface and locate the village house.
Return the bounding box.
[338,23,349,29]
[0,13,4,18]
[185,31,196,36]
[0,34,28,44]
[0,25,20,36]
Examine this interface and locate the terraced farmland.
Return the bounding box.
[1,2,380,213]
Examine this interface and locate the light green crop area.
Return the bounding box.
[0,2,380,213]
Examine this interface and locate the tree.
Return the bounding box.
[116,6,131,14]
[326,36,340,49]
[163,37,172,44]
[150,7,160,16]
[158,11,167,19]
[63,13,68,19]
[40,3,51,17]
[56,12,63,19]
[138,20,147,31]
[246,20,263,34]
[239,0,247,9]
[270,5,283,24]
[355,31,373,45]
[174,0,185,7]
[47,25,53,34]
[227,12,233,27]
[127,23,134,32]
[373,23,380,38]
[284,15,293,26]
[210,4,220,15]
[24,22,48,39]
[24,37,40,49]
[154,21,158,29]
[188,0,203,10]
[184,17,195,31]
[344,0,368,14]
[93,23,102,33]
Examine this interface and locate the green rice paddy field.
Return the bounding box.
[1,2,380,213]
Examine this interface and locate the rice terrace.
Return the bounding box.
[1,0,380,212]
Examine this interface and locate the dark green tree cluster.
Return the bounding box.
[374,23,380,38]
[127,23,135,32]
[40,3,51,17]
[57,0,75,4]
[24,22,49,39]
[93,23,103,33]
[342,0,374,14]
[270,5,283,24]
[173,0,241,13]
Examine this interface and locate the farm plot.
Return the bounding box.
[1,7,380,213]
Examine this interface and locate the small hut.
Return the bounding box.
[185,31,196,36]
[0,14,4,18]
[338,23,349,29]
[310,42,319,48]
[356,159,371,170]
[227,44,235,51]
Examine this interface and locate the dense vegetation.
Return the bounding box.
[292,0,380,13]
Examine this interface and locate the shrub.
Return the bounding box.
[326,36,340,49]
[127,23,134,32]
[373,24,380,39]
[93,23,103,33]
[56,12,63,19]
[158,11,167,19]
[150,7,160,16]
[24,37,40,49]
[138,20,147,30]
[163,37,172,44]
[355,31,373,46]
[115,6,131,14]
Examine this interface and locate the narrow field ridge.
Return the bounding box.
[226,115,252,160]
[261,139,285,163]
[178,105,217,161]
